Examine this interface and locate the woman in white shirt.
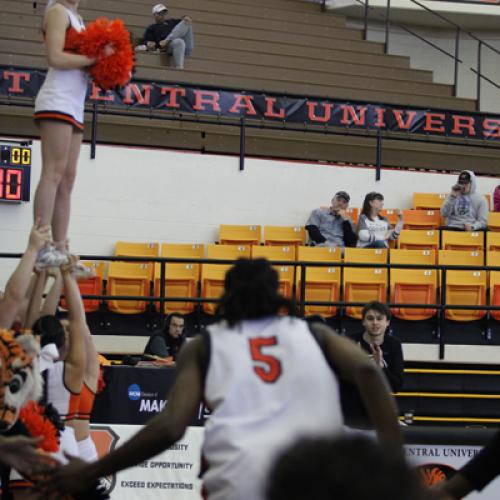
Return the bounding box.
[357,192,403,248]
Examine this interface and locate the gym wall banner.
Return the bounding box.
[406,443,500,500]
[2,66,500,142]
[90,426,500,500]
[90,425,204,500]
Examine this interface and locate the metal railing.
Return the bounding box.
[324,0,500,110]
[3,251,500,360]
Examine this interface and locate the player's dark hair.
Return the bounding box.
[216,258,293,327]
[32,315,66,349]
[267,435,423,500]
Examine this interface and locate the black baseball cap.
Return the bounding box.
[335,191,350,203]
[458,171,471,184]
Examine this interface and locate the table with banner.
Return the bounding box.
[91,365,500,500]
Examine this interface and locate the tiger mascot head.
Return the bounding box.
[0,328,42,431]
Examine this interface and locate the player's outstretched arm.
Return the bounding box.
[311,323,403,448]
[43,336,206,496]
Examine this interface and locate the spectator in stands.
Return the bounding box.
[357,192,403,248]
[143,313,186,361]
[136,4,194,69]
[43,258,402,499]
[342,301,404,428]
[305,191,357,248]
[493,185,500,212]
[440,170,488,231]
[267,435,423,500]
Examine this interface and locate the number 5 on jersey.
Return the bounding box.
[249,337,282,383]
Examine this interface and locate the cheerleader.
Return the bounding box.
[33,0,95,268]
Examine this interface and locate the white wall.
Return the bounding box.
[0,137,499,287]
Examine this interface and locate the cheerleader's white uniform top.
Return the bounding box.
[34,5,88,131]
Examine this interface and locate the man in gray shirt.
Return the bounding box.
[305,191,357,248]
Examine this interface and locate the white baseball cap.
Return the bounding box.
[152,3,168,14]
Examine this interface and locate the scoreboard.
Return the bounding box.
[0,144,31,202]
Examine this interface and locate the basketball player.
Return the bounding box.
[44,259,403,499]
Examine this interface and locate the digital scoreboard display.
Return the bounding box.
[0,144,31,202]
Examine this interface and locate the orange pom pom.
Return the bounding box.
[66,18,134,91]
[19,401,59,453]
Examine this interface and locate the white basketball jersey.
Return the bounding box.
[203,316,344,500]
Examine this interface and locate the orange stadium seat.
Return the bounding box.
[487,212,500,232]
[488,252,500,321]
[60,261,105,313]
[219,225,261,245]
[379,209,399,226]
[413,193,447,210]
[296,246,342,317]
[487,232,500,252]
[345,207,359,225]
[402,210,441,230]
[114,241,159,280]
[390,249,437,320]
[398,229,439,253]
[438,250,486,321]
[441,230,484,252]
[343,248,388,319]
[154,243,205,315]
[107,262,152,314]
[263,226,306,248]
[251,245,295,298]
[199,244,252,314]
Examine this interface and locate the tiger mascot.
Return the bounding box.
[0,328,45,498]
[0,329,42,431]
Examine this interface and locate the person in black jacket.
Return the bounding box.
[143,313,186,361]
[342,301,404,428]
[137,4,194,69]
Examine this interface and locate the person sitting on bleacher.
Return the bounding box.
[356,192,403,249]
[440,170,488,231]
[305,191,357,248]
[136,3,194,70]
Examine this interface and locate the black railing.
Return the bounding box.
[3,251,500,360]
[335,0,500,110]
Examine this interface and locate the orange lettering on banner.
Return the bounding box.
[392,109,417,130]
[423,113,445,133]
[373,107,386,128]
[483,118,500,139]
[264,97,285,119]
[229,94,257,115]
[89,82,114,101]
[3,71,30,93]
[340,105,367,125]
[307,101,333,123]
[122,84,152,105]
[193,90,221,112]
[160,87,187,108]
[451,115,476,136]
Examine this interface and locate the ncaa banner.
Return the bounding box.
[2,66,500,142]
[91,425,204,500]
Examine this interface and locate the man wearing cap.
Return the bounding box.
[441,170,488,231]
[138,4,194,69]
[305,192,357,248]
